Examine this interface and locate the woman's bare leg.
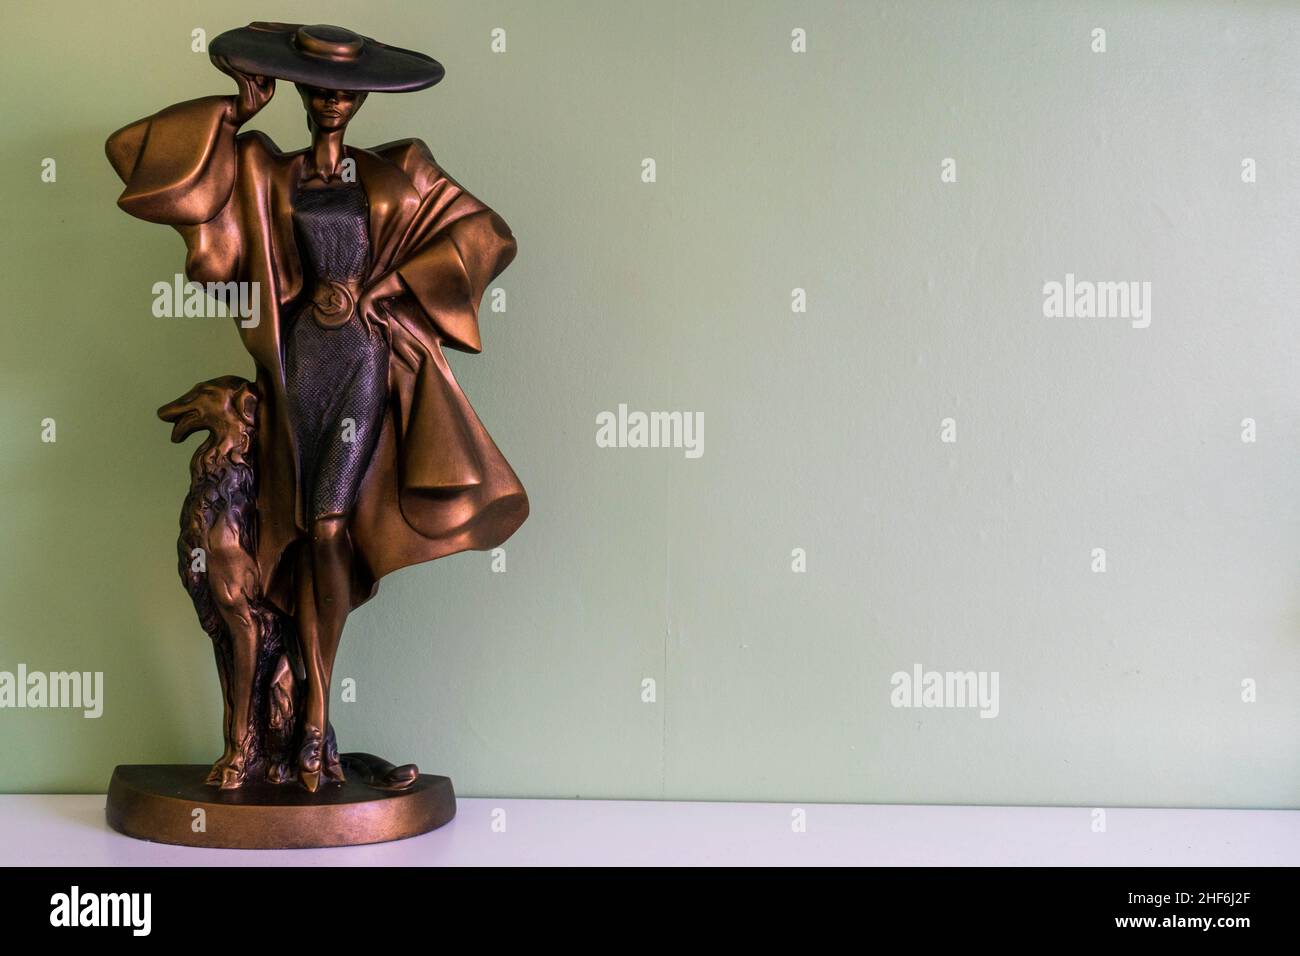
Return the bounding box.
[295,543,325,791]
[297,514,351,791]
[311,514,352,697]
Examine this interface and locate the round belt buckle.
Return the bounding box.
[311,280,356,329]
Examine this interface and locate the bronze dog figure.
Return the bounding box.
[158,377,300,788]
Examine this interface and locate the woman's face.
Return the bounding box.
[297,86,367,131]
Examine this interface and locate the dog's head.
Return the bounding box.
[158,376,258,444]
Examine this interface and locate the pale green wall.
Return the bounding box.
[1,0,1298,806]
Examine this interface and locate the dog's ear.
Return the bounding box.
[233,382,259,427]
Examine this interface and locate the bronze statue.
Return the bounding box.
[103,22,526,848]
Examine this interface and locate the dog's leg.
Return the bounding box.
[217,600,259,790]
[207,516,262,790]
[205,637,236,786]
[265,650,297,783]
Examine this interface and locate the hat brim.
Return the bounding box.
[210,23,444,93]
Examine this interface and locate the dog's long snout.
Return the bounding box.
[157,397,187,422]
[158,392,203,443]
[158,378,252,444]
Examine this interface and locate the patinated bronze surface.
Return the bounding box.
[104,22,525,846]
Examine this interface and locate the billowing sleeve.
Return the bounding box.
[395,211,517,353]
[381,140,517,354]
[105,96,238,226]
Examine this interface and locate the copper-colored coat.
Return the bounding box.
[107,95,527,610]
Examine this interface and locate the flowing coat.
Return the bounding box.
[107,94,527,610]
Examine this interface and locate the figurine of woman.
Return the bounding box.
[106,23,527,791]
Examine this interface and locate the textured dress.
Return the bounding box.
[284,182,389,521]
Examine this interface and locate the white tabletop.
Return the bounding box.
[1,795,1295,866]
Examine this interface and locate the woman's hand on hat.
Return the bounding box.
[212,54,275,124]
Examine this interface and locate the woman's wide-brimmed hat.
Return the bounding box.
[209,22,444,92]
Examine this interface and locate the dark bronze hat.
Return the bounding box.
[210,22,444,92]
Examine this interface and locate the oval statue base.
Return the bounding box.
[106,764,456,849]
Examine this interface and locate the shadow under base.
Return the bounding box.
[105,764,456,849]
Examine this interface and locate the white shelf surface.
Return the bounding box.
[0,795,1296,866]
